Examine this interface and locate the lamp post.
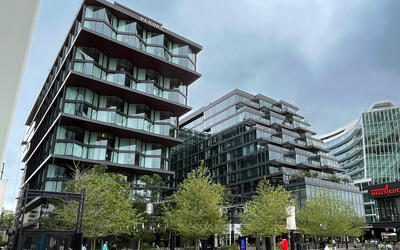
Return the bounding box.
[319,224,326,249]
[230,208,235,246]
[146,202,153,215]
[344,229,348,250]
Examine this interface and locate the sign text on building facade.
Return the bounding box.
[369,183,400,198]
[140,16,163,30]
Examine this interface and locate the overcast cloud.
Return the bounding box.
[3,0,400,210]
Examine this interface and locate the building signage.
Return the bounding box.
[286,206,296,230]
[369,182,400,198]
[239,237,246,250]
[139,16,163,30]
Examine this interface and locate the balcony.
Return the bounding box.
[51,154,174,177]
[76,27,201,85]
[293,121,316,135]
[268,157,297,168]
[60,113,183,147]
[307,140,329,153]
[66,71,191,116]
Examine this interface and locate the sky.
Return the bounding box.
[3,0,400,210]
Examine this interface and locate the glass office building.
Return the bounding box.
[171,89,364,214]
[319,101,400,233]
[16,0,201,240]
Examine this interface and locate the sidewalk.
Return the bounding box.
[307,248,362,250]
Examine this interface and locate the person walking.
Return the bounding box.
[103,241,108,250]
[281,238,289,250]
[82,244,87,250]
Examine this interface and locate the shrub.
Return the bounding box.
[229,243,240,250]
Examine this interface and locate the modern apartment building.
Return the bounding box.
[171,89,364,243]
[14,0,201,247]
[319,101,400,237]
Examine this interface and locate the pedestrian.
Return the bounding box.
[82,243,87,250]
[281,238,289,250]
[103,241,108,250]
[111,243,117,250]
[332,239,336,250]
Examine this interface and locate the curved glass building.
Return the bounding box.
[319,100,400,226]
[320,118,364,181]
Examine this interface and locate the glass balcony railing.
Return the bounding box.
[307,139,325,149]
[282,106,299,115]
[309,160,321,167]
[83,20,196,71]
[54,141,169,170]
[271,106,282,112]
[284,157,296,164]
[336,145,363,161]
[295,140,307,146]
[64,102,178,138]
[339,155,363,168]
[325,119,362,149]
[72,61,187,105]
[293,121,310,130]
[256,131,283,144]
[330,135,362,155]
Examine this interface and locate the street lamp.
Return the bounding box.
[319,224,326,249]
[344,229,348,250]
[146,202,153,215]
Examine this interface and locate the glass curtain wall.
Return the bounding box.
[363,108,400,184]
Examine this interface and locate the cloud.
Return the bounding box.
[4,0,400,209]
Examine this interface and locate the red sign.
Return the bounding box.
[370,184,400,197]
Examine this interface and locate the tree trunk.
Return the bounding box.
[196,239,200,250]
[273,235,276,250]
[93,239,97,250]
[256,236,260,250]
[169,231,172,249]
[138,239,141,250]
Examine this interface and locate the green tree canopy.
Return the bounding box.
[133,174,168,249]
[49,165,141,247]
[240,178,294,250]
[166,163,228,250]
[0,213,14,230]
[139,174,165,199]
[297,193,365,238]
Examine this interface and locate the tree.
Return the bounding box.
[0,213,14,230]
[165,162,229,250]
[240,178,294,250]
[297,193,365,246]
[0,213,14,246]
[49,165,141,250]
[343,207,366,238]
[133,174,168,250]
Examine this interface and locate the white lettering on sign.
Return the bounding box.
[140,16,163,30]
